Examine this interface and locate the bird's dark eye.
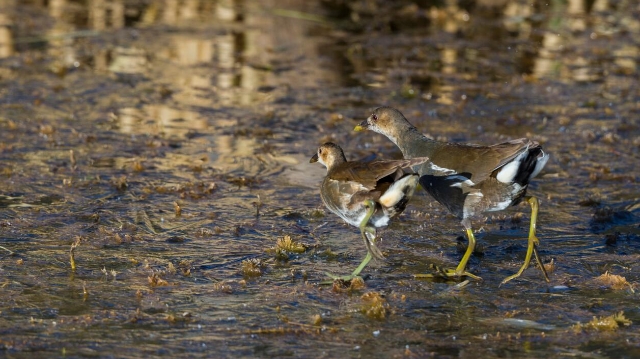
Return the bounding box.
[371,114,378,122]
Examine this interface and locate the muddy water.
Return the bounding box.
[0,0,639,357]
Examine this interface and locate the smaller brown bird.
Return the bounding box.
[311,142,429,280]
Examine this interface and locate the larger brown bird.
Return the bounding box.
[310,142,429,280]
[355,106,550,284]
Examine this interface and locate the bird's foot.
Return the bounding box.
[531,234,541,246]
[414,265,482,281]
[500,272,522,286]
[500,242,550,286]
[320,252,373,285]
[320,272,366,286]
[325,272,361,281]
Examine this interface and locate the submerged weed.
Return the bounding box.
[212,281,234,294]
[267,235,307,260]
[112,175,128,191]
[572,311,632,332]
[148,273,169,287]
[331,276,366,293]
[309,208,325,218]
[70,236,82,271]
[361,292,389,320]
[594,271,633,292]
[276,235,306,254]
[311,314,322,326]
[241,258,265,278]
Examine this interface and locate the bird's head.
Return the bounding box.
[310,142,347,170]
[354,106,414,143]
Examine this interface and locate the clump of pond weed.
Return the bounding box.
[241,258,265,278]
[148,272,170,287]
[331,276,366,293]
[594,271,633,291]
[267,235,307,260]
[572,311,632,332]
[361,292,389,320]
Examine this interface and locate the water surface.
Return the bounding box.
[0,0,639,357]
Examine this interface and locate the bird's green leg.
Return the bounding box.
[349,251,372,278]
[323,249,373,284]
[454,228,480,278]
[501,196,550,285]
[415,221,482,281]
[325,200,378,282]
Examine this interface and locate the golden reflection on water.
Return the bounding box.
[0,0,637,86]
[0,13,13,58]
[89,0,125,30]
[392,0,638,88]
[108,47,147,74]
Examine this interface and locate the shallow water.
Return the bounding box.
[1,0,639,357]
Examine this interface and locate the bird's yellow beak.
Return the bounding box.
[354,119,369,132]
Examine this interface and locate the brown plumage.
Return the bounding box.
[355,106,550,284]
[310,142,429,280]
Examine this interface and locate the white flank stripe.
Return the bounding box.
[344,212,368,227]
[528,151,549,181]
[372,217,390,227]
[486,183,522,212]
[489,198,513,212]
[496,151,526,183]
[379,176,417,207]
[430,163,456,175]
[450,178,475,188]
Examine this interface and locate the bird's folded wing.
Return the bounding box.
[329,157,429,189]
[430,139,533,182]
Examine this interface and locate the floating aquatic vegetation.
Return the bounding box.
[360,292,389,320]
[132,160,145,172]
[148,272,170,287]
[572,311,632,332]
[543,258,556,276]
[69,236,82,271]
[173,201,181,217]
[111,175,128,191]
[212,281,234,294]
[593,271,633,291]
[311,314,322,326]
[241,258,265,278]
[276,235,306,254]
[167,262,177,274]
[267,235,307,260]
[331,276,366,292]
[308,208,325,218]
[227,176,262,188]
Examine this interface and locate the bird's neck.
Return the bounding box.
[391,125,437,158]
[325,154,347,172]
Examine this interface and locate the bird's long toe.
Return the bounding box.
[415,265,482,281]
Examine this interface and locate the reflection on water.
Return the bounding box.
[323,0,638,96]
[0,0,636,90]
[108,47,147,74]
[89,0,125,30]
[0,0,639,358]
[0,0,291,136]
[0,13,12,58]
